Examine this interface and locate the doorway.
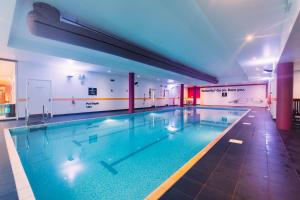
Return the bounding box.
[0,59,16,120]
[149,89,156,107]
[26,79,52,117]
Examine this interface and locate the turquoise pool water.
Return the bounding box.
[10,107,246,200]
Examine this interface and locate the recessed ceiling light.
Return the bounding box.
[245,34,254,42]
[67,59,74,64]
[107,70,111,73]
[137,75,141,78]
[168,79,174,83]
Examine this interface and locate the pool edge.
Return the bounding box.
[145,108,251,200]
[4,129,36,200]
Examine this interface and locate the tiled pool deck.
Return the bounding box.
[0,107,300,200]
[160,107,300,200]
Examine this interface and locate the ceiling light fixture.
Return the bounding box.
[245,34,254,42]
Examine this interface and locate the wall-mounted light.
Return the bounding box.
[78,74,85,85]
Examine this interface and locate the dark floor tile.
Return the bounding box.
[214,165,240,181]
[218,156,243,170]
[195,186,231,200]
[160,188,193,200]
[0,191,18,200]
[269,181,300,200]
[183,168,210,184]
[233,176,268,200]
[240,165,268,180]
[0,178,17,196]
[206,171,237,194]
[268,170,300,186]
[172,177,202,198]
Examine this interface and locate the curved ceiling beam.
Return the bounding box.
[27,2,218,83]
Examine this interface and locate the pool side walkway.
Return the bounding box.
[160,107,300,200]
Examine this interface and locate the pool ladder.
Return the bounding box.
[25,105,48,126]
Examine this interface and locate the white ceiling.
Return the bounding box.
[1,0,300,85]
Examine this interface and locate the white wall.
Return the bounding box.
[199,84,267,107]
[294,62,300,98]
[16,62,179,118]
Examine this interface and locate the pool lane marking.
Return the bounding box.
[100,121,199,175]
[100,134,171,175]
[145,109,251,200]
[71,117,171,146]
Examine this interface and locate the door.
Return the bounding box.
[27,79,52,116]
[149,89,156,107]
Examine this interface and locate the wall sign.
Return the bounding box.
[86,102,99,108]
[200,84,267,107]
[88,88,97,96]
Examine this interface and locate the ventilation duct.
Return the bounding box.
[27,2,218,83]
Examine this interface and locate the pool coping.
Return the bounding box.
[4,128,35,200]
[3,106,250,200]
[145,108,251,200]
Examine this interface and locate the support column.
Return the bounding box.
[276,62,294,131]
[129,72,135,113]
[180,84,184,107]
[193,86,197,106]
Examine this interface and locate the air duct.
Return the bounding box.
[27,2,218,83]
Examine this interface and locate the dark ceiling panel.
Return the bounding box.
[27,2,218,83]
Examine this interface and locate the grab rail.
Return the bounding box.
[293,99,300,115]
[25,105,48,126]
[293,99,300,128]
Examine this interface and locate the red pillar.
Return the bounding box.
[193,86,197,106]
[180,84,184,107]
[276,62,294,131]
[129,72,135,113]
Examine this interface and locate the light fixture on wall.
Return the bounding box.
[78,74,85,85]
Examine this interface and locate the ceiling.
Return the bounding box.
[1,0,300,85]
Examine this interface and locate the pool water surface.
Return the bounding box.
[9,107,246,200]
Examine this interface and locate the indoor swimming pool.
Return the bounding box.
[8,107,247,200]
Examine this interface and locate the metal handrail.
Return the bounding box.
[293,99,300,115]
[25,105,48,126]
